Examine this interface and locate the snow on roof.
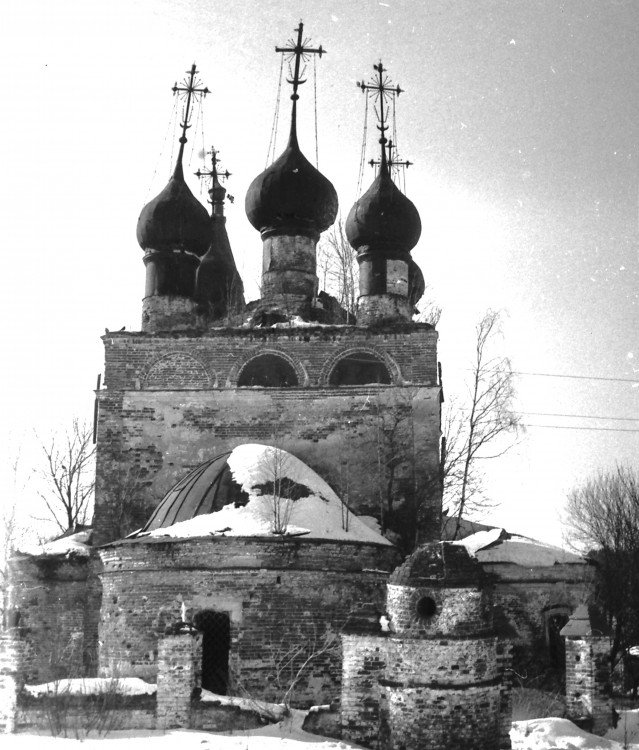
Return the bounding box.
[24,677,156,697]
[452,529,585,567]
[145,444,392,546]
[17,530,92,559]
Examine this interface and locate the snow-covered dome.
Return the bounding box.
[139,443,392,545]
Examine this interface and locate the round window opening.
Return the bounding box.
[416,596,437,620]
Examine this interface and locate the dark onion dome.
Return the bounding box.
[345,167,421,255]
[137,161,211,257]
[245,129,338,238]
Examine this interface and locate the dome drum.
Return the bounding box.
[143,249,200,298]
[141,295,200,333]
[357,295,414,326]
[358,255,410,298]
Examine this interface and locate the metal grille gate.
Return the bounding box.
[193,610,230,695]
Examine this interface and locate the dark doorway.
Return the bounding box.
[547,612,569,668]
[193,610,231,694]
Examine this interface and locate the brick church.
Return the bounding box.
[4,24,593,749]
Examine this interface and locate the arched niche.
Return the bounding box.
[328,350,392,386]
[143,352,212,390]
[237,353,299,388]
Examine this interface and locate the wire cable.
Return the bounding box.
[266,55,285,167]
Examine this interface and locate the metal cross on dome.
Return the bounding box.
[357,61,405,172]
[368,139,413,175]
[275,22,326,103]
[195,147,235,205]
[172,64,210,160]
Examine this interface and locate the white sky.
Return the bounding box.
[1,0,638,547]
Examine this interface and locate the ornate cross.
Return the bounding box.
[275,22,325,103]
[172,64,210,162]
[357,62,403,171]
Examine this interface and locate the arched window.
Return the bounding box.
[329,352,391,386]
[237,354,299,387]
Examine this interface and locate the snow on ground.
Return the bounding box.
[6,714,639,749]
[146,444,392,546]
[453,529,585,566]
[511,712,639,748]
[4,709,362,749]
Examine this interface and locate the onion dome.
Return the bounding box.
[138,443,391,545]
[245,129,338,238]
[345,165,421,255]
[136,161,211,257]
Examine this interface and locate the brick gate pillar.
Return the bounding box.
[562,604,612,736]
[156,630,202,729]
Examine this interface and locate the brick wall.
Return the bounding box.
[386,584,492,637]
[7,555,96,683]
[94,324,441,548]
[383,681,502,750]
[488,566,593,670]
[98,537,397,706]
[341,634,386,748]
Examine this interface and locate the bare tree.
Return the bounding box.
[443,310,522,539]
[317,219,358,321]
[564,465,639,671]
[256,445,296,535]
[36,419,96,533]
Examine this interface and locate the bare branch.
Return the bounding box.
[443,310,523,538]
[35,419,96,533]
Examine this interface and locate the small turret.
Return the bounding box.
[136,64,211,332]
[346,63,425,326]
[244,23,338,321]
[195,149,245,322]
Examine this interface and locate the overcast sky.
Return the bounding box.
[1,0,637,545]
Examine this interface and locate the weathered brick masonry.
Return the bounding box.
[341,543,512,750]
[98,536,400,706]
[94,323,441,547]
[7,555,101,683]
